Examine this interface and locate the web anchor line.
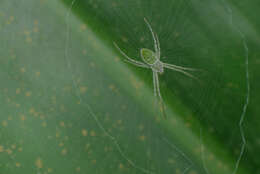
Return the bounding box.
[163,138,194,174]
[222,2,250,174]
[199,2,250,174]
[200,129,210,174]
[199,1,250,174]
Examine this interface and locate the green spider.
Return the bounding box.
[114,18,197,118]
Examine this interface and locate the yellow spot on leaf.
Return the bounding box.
[217,161,223,168]
[174,32,180,37]
[117,120,122,125]
[82,129,88,136]
[90,130,96,137]
[59,121,65,127]
[18,147,23,152]
[168,158,175,164]
[0,146,4,152]
[109,84,115,91]
[175,169,181,174]
[139,135,146,141]
[130,76,143,90]
[208,153,214,160]
[56,132,60,138]
[15,162,21,167]
[76,167,80,172]
[16,88,21,94]
[26,37,32,43]
[61,148,67,155]
[189,171,198,174]
[6,97,11,103]
[58,142,64,147]
[140,36,145,42]
[114,56,120,62]
[80,86,88,94]
[25,91,31,97]
[9,16,14,22]
[6,148,12,154]
[11,144,16,149]
[2,120,7,127]
[185,122,191,128]
[24,30,30,35]
[118,163,124,169]
[20,67,26,73]
[40,115,45,120]
[20,115,26,121]
[42,122,47,127]
[122,36,128,43]
[47,168,53,173]
[35,71,40,76]
[35,157,43,169]
[29,108,35,113]
[33,27,39,33]
[91,159,96,164]
[80,24,87,31]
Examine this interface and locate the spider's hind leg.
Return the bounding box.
[153,71,167,119]
[164,63,200,82]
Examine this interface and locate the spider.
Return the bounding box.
[114,18,197,118]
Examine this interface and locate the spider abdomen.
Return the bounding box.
[140,48,157,65]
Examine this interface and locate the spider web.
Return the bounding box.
[0,0,254,174]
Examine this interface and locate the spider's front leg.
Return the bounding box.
[144,18,161,59]
[113,42,149,68]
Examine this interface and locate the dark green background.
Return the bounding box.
[0,0,259,174]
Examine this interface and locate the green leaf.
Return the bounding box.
[0,0,258,174]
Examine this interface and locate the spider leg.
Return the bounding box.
[155,33,160,59]
[113,42,149,68]
[144,18,158,56]
[124,59,150,68]
[164,64,199,81]
[152,71,158,113]
[163,63,198,71]
[154,72,167,119]
[152,71,157,97]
